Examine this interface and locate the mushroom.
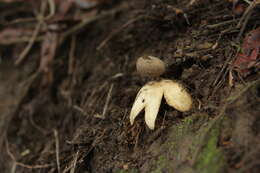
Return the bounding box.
[136,55,166,77]
[160,80,192,112]
[130,80,192,130]
[130,81,163,130]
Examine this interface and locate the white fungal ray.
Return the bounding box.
[129,88,147,125]
[161,80,192,112]
[143,83,163,130]
[130,82,163,129]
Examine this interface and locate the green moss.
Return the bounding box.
[195,126,226,173]
[150,114,208,172]
[147,113,226,173]
[116,169,138,173]
[150,156,170,173]
[182,116,194,125]
[174,115,196,138]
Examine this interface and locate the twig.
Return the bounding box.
[62,4,128,39]
[70,151,79,173]
[45,0,56,20]
[15,21,42,65]
[4,3,128,46]
[14,0,57,65]
[236,0,259,42]
[54,129,61,173]
[134,127,141,151]
[0,36,44,45]
[11,162,17,173]
[212,49,234,86]
[29,113,49,134]
[84,81,108,115]
[236,7,254,42]
[243,0,253,4]
[188,0,197,6]
[97,15,145,50]
[15,0,48,65]
[69,36,76,75]
[101,83,114,119]
[211,45,237,97]
[147,125,166,143]
[6,17,37,25]
[5,137,52,169]
[212,67,229,96]
[73,105,87,116]
[206,18,239,29]
[237,0,257,28]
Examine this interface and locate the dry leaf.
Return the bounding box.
[233,27,260,76]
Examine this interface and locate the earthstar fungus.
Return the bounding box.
[130,80,192,130]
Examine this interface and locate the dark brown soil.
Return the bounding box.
[0,0,259,173]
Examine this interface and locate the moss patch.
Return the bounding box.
[195,126,226,173]
[147,113,226,173]
[150,155,172,173]
[116,169,138,173]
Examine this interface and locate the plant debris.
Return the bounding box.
[233,26,260,76]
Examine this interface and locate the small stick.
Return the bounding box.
[54,129,61,173]
[15,0,48,65]
[46,0,56,20]
[73,105,87,116]
[70,151,79,173]
[236,0,259,42]
[97,15,145,50]
[11,162,17,173]
[212,51,234,86]
[69,36,76,75]
[101,84,114,119]
[206,19,239,29]
[15,21,42,65]
[237,0,257,28]
[188,0,197,6]
[6,18,37,25]
[5,137,52,169]
[236,6,254,42]
[63,4,128,39]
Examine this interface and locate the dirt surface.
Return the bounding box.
[0,0,260,173]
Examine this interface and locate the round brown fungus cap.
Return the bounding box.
[136,55,166,77]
